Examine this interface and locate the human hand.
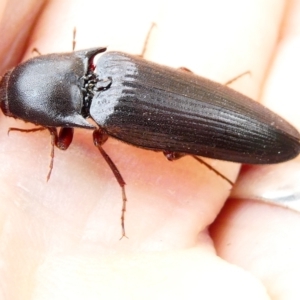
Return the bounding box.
[0,1,299,299]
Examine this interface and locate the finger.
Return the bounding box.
[0,0,47,74]
[211,1,300,299]
[0,1,277,299]
[0,0,239,248]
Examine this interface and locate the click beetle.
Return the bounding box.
[0,47,299,237]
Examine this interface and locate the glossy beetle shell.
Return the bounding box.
[0,48,299,164]
[90,52,300,164]
[0,48,105,128]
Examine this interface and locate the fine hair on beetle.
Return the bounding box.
[1,30,300,238]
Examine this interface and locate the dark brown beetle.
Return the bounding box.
[1,47,300,237]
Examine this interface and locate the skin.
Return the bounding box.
[1,0,300,299]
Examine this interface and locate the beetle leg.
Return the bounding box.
[8,126,46,135]
[72,27,76,51]
[46,128,59,181]
[178,67,250,86]
[163,151,185,161]
[56,128,74,150]
[141,22,156,57]
[163,150,233,186]
[178,67,192,73]
[192,156,233,186]
[31,48,42,56]
[45,127,74,181]
[93,128,128,239]
[7,126,60,181]
[224,71,250,86]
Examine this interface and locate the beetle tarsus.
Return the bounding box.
[120,187,129,240]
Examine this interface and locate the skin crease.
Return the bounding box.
[0,0,300,299]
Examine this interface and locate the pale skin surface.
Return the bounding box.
[1,0,300,299]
